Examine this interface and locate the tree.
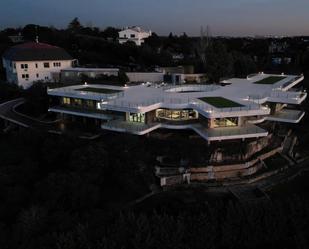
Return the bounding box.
[68,17,82,32]
[101,27,121,39]
[205,41,234,82]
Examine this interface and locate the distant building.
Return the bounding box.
[2,42,76,88]
[126,72,164,83]
[61,68,119,83]
[8,33,24,44]
[269,41,288,53]
[118,26,152,46]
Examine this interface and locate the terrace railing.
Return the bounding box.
[99,97,268,115]
[48,88,125,100]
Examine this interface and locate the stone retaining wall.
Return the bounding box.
[159,146,283,186]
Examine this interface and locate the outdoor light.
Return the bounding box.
[84,81,87,85]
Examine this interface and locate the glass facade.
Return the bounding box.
[213,117,238,128]
[62,97,96,110]
[156,109,198,121]
[129,113,145,123]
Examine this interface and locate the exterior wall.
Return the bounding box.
[3,59,74,88]
[146,110,156,124]
[126,72,164,83]
[2,58,18,84]
[184,74,207,83]
[269,103,285,115]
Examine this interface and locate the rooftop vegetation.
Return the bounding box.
[76,87,123,94]
[254,76,286,84]
[198,96,244,108]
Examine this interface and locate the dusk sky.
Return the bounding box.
[1,0,309,36]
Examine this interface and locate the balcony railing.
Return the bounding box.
[102,120,160,134]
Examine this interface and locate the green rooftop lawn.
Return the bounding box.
[254,76,286,84]
[198,97,244,108]
[76,87,123,94]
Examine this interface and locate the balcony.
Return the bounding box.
[49,105,114,120]
[192,124,268,141]
[268,90,307,105]
[101,120,161,135]
[280,75,304,90]
[266,109,305,123]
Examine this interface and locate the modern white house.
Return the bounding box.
[47,73,306,142]
[118,26,152,46]
[2,42,76,88]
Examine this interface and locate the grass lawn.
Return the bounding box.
[198,96,243,108]
[254,76,286,84]
[76,87,123,94]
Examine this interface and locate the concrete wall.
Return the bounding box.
[126,72,164,83]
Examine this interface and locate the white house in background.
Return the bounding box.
[118,26,152,46]
[2,42,76,89]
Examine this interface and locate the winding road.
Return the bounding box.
[0,98,60,131]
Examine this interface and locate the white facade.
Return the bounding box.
[48,73,306,142]
[118,26,152,46]
[2,58,75,89]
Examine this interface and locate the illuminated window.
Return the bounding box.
[73,99,82,106]
[63,97,71,105]
[156,109,198,121]
[213,117,238,128]
[129,113,145,123]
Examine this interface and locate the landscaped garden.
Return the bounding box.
[254,76,286,84]
[198,96,244,108]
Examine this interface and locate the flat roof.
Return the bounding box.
[62,67,119,72]
[48,73,304,117]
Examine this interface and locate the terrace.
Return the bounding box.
[192,124,268,141]
[48,85,124,101]
[266,109,305,123]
